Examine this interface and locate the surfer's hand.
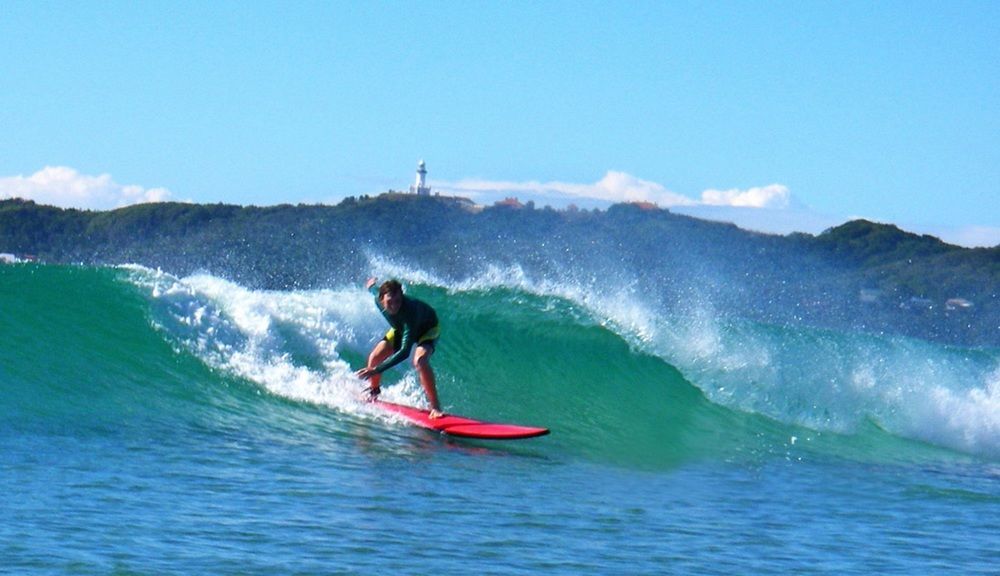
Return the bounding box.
[365,277,377,290]
[356,367,374,380]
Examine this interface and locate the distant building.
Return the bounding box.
[0,253,18,264]
[630,201,658,211]
[494,197,524,209]
[409,160,431,196]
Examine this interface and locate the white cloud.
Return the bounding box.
[0,166,172,210]
[436,170,696,207]
[700,184,791,209]
[436,171,798,212]
[586,171,697,206]
[435,171,843,239]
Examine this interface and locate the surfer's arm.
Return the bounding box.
[373,325,413,374]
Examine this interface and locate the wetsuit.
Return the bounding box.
[370,288,440,375]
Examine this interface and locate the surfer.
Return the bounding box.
[356,278,444,418]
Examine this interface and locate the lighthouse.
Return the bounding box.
[409,160,431,196]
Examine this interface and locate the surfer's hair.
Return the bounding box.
[378,279,403,299]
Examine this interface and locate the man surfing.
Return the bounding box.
[356,278,444,418]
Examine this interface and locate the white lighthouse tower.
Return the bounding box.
[409,160,431,196]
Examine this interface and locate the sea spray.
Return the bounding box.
[124,266,367,410]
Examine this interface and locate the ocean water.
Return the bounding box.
[1,263,997,575]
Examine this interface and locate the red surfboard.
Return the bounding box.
[373,400,550,440]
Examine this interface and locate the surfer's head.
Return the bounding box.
[378,280,403,314]
[378,279,403,299]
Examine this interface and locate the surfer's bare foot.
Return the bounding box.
[428,409,445,419]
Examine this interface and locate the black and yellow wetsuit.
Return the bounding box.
[370,287,440,375]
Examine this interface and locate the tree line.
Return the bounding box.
[2,194,997,345]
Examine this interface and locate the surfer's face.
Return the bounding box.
[380,290,402,314]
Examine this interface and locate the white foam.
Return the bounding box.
[651,304,1000,458]
[898,359,1000,457]
[123,266,381,413]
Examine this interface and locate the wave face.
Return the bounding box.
[3,263,996,466]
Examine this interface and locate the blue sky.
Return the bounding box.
[2,1,998,246]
